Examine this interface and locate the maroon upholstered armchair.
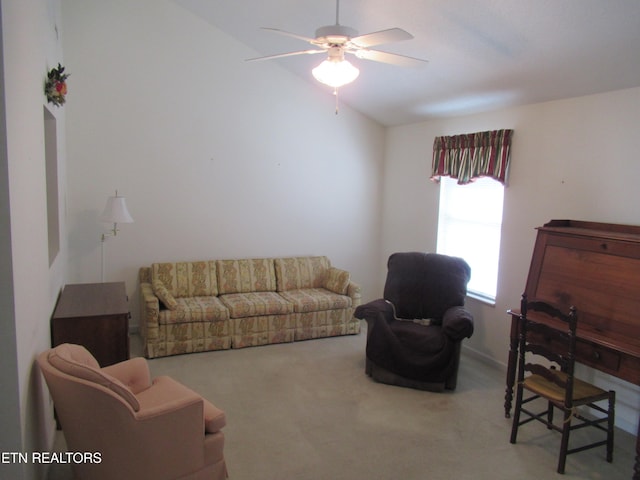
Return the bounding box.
[355,252,474,391]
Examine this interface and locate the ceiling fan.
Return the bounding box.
[246,0,427,89]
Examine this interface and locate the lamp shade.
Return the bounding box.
[100,194,134,224]
[312,58,360,88]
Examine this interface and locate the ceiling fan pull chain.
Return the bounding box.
[334,87,339,115]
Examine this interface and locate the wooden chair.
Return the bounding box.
[509,294,615,474]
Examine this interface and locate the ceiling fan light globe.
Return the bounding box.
[312,59,360,88]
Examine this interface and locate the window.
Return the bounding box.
[436,176,504,303]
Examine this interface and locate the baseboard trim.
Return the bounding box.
[461,344,507,373]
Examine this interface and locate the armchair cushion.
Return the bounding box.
[384,252,470,320]
[47,344,140,411]
[366,315,455,381]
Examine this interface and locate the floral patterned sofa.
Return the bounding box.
[139,256,361,358]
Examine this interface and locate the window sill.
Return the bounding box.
[467,291,496,307]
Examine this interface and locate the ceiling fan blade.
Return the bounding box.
[246,49,325,62]
[261,27,317,45]
[353,49,428,67]
[350,28,413,48]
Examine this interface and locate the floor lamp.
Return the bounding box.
[100,190,134,282]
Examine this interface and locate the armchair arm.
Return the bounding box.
[135,378,203,420]
[136,375,226,432]
[354,299,395,322]
[102,357,152,394]
[128,376,210,478]
[442,306,474,341]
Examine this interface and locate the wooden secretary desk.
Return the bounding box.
[503,220,640,478]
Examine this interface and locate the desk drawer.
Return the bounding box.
[575,340,621,373]
[527,332,621,373]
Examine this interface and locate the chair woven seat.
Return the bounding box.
[524,372,609,403]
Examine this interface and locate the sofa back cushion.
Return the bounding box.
[216,258,276,294]
[275,256,330,292]
[151,261,218,298]
[48,344,140,411]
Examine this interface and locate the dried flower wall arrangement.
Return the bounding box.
[45,63,69,106]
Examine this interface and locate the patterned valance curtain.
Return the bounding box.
[431,129,513,185]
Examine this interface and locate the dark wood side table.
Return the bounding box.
[51,282,130,367]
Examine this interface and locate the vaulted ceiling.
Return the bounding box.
[175,0,640,126]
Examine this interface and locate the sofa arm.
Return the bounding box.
[102,357,152,395]
[347,281,362,308]
[139,266,152,284]
[139,282,159,332]
[442,306,474,341]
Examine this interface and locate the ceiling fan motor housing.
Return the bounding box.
[315,25,358,45]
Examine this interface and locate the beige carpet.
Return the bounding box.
[49,322,637,479]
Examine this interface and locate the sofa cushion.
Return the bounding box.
[152,261,218,298]
[216,258,276,294]
[279,288,351,313]
[219,292,294,318]
[323,267,350,295]
[152,280,178,310]
[275,256,330,292]
[158,296,229,324]
[48,344,140,411]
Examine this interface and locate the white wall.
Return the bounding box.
[384,87,640,432]
[0,0,68,478]
[62,0,385,323]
